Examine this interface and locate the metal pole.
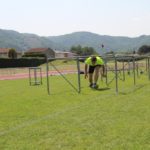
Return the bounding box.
[46,58,50,95]
[115,56,118,93]
[76,57,81,93]
[148,57,150,81]
[105,59,108,85]
[136,62,139,78]
[29,68,31,85]
[133,56,136,85]
[34,68,37,85]
[40,68,42,85]
[122,61,125,81]
[127,60,130,75]
[146,58,148,72]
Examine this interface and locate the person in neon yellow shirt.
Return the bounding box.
[84,55,106,88]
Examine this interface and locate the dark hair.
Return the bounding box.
[91,56,97,62]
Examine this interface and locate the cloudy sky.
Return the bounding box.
[0,0,150,37]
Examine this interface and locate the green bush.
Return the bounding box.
[22,53,46,58]
[0,57,46,68]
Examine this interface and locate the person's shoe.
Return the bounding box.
[92,83,98,89]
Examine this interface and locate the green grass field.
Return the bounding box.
[0,72,150,150]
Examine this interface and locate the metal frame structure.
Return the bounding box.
[29,67,42,85]
[46,55,150,94]
[104,55,150,93]
[46,57,81,95]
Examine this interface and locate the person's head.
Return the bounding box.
[91,56,97,65]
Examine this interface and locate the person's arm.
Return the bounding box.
[85,64,88,79]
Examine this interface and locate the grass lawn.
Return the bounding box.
[0,72,150,150]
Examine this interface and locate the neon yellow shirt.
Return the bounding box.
[85,56,104,66]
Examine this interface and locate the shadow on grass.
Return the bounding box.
[92,87,111,91]
[119,84,146,95]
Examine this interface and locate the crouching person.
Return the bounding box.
[84,55,106,88]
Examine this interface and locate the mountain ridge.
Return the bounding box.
[0,29,150,54]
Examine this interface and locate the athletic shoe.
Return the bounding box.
[92,83,98,89]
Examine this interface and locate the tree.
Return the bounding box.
[8,48,17,59]
[138,45,150,55]
[70,45,97,56]
[70,45,82,55]
[82,47,97,56]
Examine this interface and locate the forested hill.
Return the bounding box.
[48,32,150,53]
[0,29,63,51]
[0,29,150,53]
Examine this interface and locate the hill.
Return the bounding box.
[48,32,150,53]
[0,29,63,51]
[0,29,150,53]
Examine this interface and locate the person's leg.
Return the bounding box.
[93,66,100,84]
[89,73,93,86]
[88,66,95,87]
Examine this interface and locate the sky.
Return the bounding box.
[0,0,150,37]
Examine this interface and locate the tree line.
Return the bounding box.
[70,45,98,56]
[70,44,150,56]
[138,45,150,55]
[5,44,150,59]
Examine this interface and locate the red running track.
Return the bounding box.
[0,70,77,80]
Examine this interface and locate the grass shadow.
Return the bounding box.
[92,87,111,91]
[119,84,147,95]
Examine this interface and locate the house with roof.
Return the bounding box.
[0,48,22,58]
[24,48,55,58]
[55,50,76,58]
[25,48,76,58]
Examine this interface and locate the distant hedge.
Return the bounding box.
[0,57,46,68]
[22,53,46,58]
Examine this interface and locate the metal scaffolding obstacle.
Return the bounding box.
[46,55,150,95]
[29,67,42,85]
[104,55,150,93]
[46,57,81,95]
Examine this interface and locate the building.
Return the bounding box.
[25,48,76,58]
[54,50,76,58]
[0,48,22,58]
[24,48,55,58]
